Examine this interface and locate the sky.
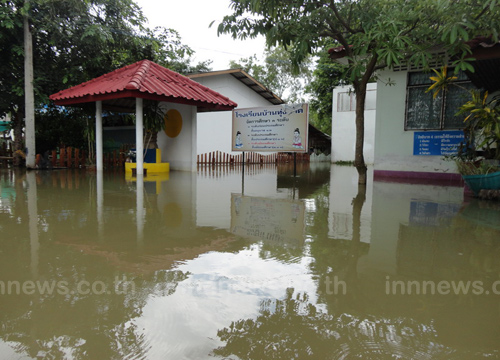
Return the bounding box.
[135,0,267,70]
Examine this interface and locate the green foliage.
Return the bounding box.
[458,91,500,160]
[229,45,313,103]
[0,0,210,158]
[306,45,343,135]
[35,106,90,154]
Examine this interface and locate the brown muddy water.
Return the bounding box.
[0,164,499,360]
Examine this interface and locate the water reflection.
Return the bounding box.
[0,165,499,359]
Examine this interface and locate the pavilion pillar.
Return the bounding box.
[96,101,103,172]
[135,97,144,175]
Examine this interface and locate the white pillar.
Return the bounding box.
[191,106,197,171]
[96,101,103,171]
[24,12,36,169]
[136,174,144,246]
[27,171,39,278]
[97,170,104,237]
[135,98,144,175]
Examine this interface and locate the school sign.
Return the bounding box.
[232,104,309,152]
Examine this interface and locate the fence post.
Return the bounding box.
[59,148,66,168]
[75,148,80,168]
[67,147,73,168]
[51,150,57,167]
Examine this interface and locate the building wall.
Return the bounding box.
[157,103,197,171]
[374,69,458,175]
[331,83,377,164]
[328,165,374,243]
[193,74,276,155]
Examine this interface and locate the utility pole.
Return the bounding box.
[24,0,36,169]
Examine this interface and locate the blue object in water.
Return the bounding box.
[462,171,500,196]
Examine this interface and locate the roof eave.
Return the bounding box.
[51,90,237,113]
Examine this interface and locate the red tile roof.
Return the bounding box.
[49,60,237,112]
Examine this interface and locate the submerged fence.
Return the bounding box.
[34,146,130,169]
[197,151,310,165]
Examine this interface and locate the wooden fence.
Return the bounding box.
[35,147,87,169]
[197,151,309,165]
[34,147,128,169]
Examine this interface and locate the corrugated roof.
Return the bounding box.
[49,60,238,113]
[187,69,284,105]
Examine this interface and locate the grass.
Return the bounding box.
[333,160,354,166]
[455,159,499,176]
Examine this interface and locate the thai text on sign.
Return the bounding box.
[232,103,309,152]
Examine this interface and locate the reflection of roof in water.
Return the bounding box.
[56,235,241,275]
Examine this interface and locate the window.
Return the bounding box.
[405,70,475,130]
[337,89,376,112]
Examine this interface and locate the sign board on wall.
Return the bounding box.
[413,130,464,156]
[232,104,309,152]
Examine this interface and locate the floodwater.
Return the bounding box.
[0,163,499,360]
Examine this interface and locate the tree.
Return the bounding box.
[216,0,500,184]
[306,44,343,135]
[229,45,312,103]
[0,0,209,165]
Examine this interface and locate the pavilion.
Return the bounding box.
[50,59,237,175]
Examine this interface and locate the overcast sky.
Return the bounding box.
[135,0,267,70]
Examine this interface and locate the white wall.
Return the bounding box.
[358,179,464,275]
[331,83,377,164]
[157,103,197,171]
[374,70,458,174]
[328,165,373,243]
[196,167,286,229]
[193,74,277,155]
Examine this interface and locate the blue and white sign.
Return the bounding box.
[413,130,464,156]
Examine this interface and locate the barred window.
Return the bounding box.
[405,70,475,130]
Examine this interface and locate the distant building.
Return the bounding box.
[188,69,331,158]
[187,69,283,156]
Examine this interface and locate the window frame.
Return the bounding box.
[404,69,473,131]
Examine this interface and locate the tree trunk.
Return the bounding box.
[353,82,368,185]
[12,110,25,167]
[147,130,158,149]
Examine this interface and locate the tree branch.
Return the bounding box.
[362,53,380,85]
[329,0,358,35]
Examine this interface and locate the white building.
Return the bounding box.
[331,83,377,164]
[187,69,284,156]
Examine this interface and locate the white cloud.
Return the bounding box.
[136,0,267,70]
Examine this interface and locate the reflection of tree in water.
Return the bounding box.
[0,265,189,359]
[213,288,445,360]
[214,185,499,359]
[0,171,191,358]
